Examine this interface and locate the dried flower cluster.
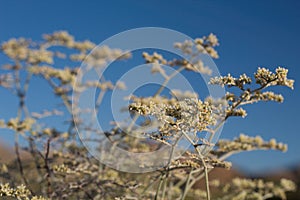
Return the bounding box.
[218,178,296,200]
[0,31,296,200]
[0,183,48,200]
[213,134,288,156]
[142,34,219,76]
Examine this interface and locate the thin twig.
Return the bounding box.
[44,138,52,197]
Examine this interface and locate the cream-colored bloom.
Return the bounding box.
[207,33,219,46]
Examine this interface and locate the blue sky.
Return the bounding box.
[0,0,299,174]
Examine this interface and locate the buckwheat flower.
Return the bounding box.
[269,138,277,149]
[53,164,72,173]
[174,40,193,54]
[207,33,219,46]
[32,196,49,200]
[73,40,95,52]
[205,46,219,58]
[275,67,294,89]
[43,128,52,135]
[1,38,29,60]
[43,31,75,47]
[150,62,165,74]
[238,134,248,143]
[277,142,288,152]
[276,67,288,81]
[254,67,276,86]
[0,183,33,199]
[195,43,204,52]
[142,52,151,62]
[226,107,247,118]
[261,92,284,103]
[142,52,167,65]
[214,134,288,155]
[238,73,252,85]
[29,66,77,86]
[282,79,294,89]
[6,118,19,130]
[254,135,264,146]
[0,74,13,88]
[251,91,284,103]
[85,80,105,90]
[183,60,212,75]
[171,89,198,100]
[0,183,14,197]
[205,96,228,107]
[115,81,126,90]
[58,69,76,85]
[15,184,30,198]
[70,53,87,61]
[221,178,296,200]
[240,90,251,101]
[20,118,35,131]
[209,74,236,87]
[85,45,131,68]
[153,52,164,61]
[27,49,54,64]
[225,92,236,102]
[194,38,204,45]
[54,51,66,59]
[31,109,63,119]
[280,178,297,191]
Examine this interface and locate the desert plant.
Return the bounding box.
[0,31,296,200]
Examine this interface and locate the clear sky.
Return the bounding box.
[0,0,299,174]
